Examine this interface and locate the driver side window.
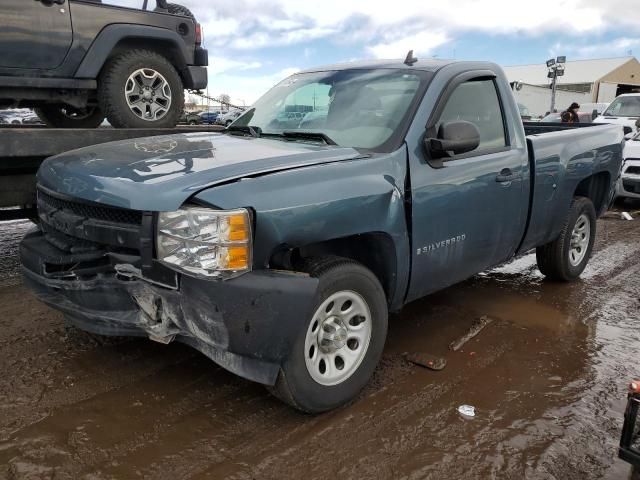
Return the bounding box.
[438,79,507,153]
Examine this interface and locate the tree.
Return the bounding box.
[219,93,231,110]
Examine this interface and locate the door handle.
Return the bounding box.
[37,0,65,5]
[495,168,521,183]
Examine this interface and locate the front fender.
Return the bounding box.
[75,24,193,78]
[194,148,410,309]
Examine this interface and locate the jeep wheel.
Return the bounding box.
[268,257,388,413]
[536,196,597,281]
[98,49,184,128]
[188,120,197,125]
[35,106,104,128]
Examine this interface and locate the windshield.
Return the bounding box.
[232,69,430,151]
[603,96,640,117]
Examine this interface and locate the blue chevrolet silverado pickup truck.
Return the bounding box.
[21,58,624,412]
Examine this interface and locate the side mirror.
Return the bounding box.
[592,109,598,120]
[624,126,633,136]
[426,121,481,159]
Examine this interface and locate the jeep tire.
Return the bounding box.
[98,49,184,128]
[35,105,105,129]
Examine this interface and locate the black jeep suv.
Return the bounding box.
[0,0,208,128]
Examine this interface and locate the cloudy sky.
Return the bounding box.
[105,0,639,104]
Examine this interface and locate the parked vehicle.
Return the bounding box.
[617,131,640,200]
[22,58,624,413]
[178,111,202,125]
[199,111,221,124]
[21,114,45,126]
[0,0,208,128]
[216,109,244,126]
[594,94,640,132]
[581,102,609,116]
[518,103,532,121]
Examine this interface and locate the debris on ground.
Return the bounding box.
[403,352,447,371]
[449,315,494,351]
[457,405,476,418]
[621,212,634,221]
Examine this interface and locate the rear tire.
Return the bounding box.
[166,3,195,18]
[268,257,388,413]
[536,196,596,281]
[35,105,104,128]
[98,49,184,128]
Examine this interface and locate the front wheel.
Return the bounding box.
[98,49,184,128]
[268,257,388,413]
[536,196,597,281]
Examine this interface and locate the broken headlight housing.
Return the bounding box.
[156,207,252,279]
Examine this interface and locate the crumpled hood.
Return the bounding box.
[37,132,362,211]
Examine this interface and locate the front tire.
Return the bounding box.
[98,49,184,128]
[35,105,104,128]
[269,257,388,413]
[536,196,597,281]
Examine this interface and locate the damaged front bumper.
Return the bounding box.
[21,230,318,385]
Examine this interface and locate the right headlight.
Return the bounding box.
[156,207,252,279]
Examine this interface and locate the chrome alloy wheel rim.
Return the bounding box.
[569,213,590,266]
[125,68,172,121]
[304,290,372,386]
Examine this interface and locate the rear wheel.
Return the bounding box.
[268,257,388,413]
[536,196,596,281]
[98,49,184,128]
[35,105,104,128]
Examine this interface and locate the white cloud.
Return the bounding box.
[367,31,449,59]
[550,37,640,59]
[207,56,262,75]
[205,66,301,106]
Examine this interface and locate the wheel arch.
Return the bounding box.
[269,232,398,309]
[574,171,612,217]
[75,25,192,81]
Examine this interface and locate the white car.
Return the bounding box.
[216,109,244,126]
[593,94,640,134]
[618,131,640,200]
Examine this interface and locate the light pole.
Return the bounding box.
[547,56,566,114]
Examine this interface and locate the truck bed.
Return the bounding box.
[517,122,625,254]
[522,121,603,136]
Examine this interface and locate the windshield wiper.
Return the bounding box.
[281,131,337,145]
[226,125,262,138]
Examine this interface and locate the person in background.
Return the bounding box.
[561,102,580,123]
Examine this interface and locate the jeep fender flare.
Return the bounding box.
[74,24,193,79]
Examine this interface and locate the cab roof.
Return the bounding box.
[298,58,459,74]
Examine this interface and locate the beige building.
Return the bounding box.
[503,56,640,103]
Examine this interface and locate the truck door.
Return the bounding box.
[406,73,528,302]
[0,0,72,70]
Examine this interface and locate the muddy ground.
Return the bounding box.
[1,202,639,480]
